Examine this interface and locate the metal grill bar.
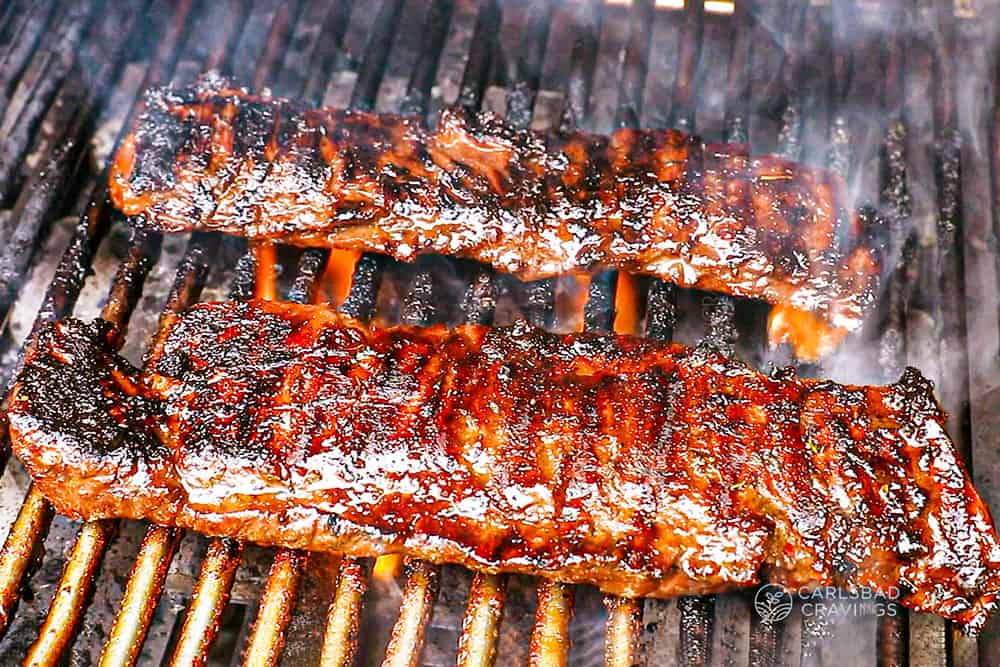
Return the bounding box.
[241,549,306,667]
[566,0,613,333]
[93,242,232,667]
[0,486,54,632]
[349,0,405,111]
[456,0,500,112]
[401,0,454,116]
[0,0,158,324]
[775,3,809,162]
[0,0,56,111]
[663,2,715,664]
[167,251,277,663]
[311,0,419,645]
[701,6,753,661]
[319,558,369,667]
[0,0,95,204]
[504,0,555,330]
[923,5,974,663]
[77,3,291,663]
[23,520,117,667]
[152,5,334,662]
[381,559,441,667]
[743,9,814,664]
[99,526,183,667]
[869,3,910,665]
[456,573,507,667]
[592,1,652,665]
[528,577,574,667]
[302,0,353,105]
[489,2,579,664]
[251,0,302,92]
[359,2,465,663]
[604,597,641,667]
[201,1,416,664]
[235,41,348,667]
[167,538,245,667]
[447,1,510,661]
[560,0,600,133]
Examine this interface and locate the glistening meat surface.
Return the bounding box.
[108,77,881,359]
[9,301,1000,633]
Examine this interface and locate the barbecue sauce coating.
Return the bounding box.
[108,78,881,359]
[9,301,999,634]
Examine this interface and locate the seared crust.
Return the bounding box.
[9,301,1000,634]
[108,77,881,359]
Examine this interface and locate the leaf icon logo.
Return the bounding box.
[754,584,793,624]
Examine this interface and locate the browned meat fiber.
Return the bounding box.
[8,300,1000,634]
[108,77,882,359]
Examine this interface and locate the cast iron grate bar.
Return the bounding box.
[667,2,717,665]
[456,0,500,113]
[302,0,354,106]
[349,0,405,112]
[583,1,651,665]
[503,0,555,331]
[0,0,95,207]
[869,2,911,665]
[0,0,57,109]
[255,2,459,666]
[0,0,164,330]
[360,4,462,666]
[447,2,510,664]
[570,0,614,335]
[747,2,815,662]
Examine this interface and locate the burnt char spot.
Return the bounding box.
[151,301,297,462]
[13,318,164,457]
[234,99,279,158]
[131,89,195,192]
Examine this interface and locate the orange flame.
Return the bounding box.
[320,249,362,306]
[766,304,846,361]
[253,241,278,301]
[373,553,403,582]
[612,273,641,335]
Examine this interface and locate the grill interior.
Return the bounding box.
[0,0,998,665]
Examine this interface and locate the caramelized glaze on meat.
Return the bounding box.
[108,77,881,359]
[9,300,999,633]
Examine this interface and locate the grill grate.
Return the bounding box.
[0,1,996,665]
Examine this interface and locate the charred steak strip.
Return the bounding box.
[9,300,999,633]
[108,78,881,359]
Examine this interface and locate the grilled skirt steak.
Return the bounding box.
[108,77,881,359]
[9,300,1000,634]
